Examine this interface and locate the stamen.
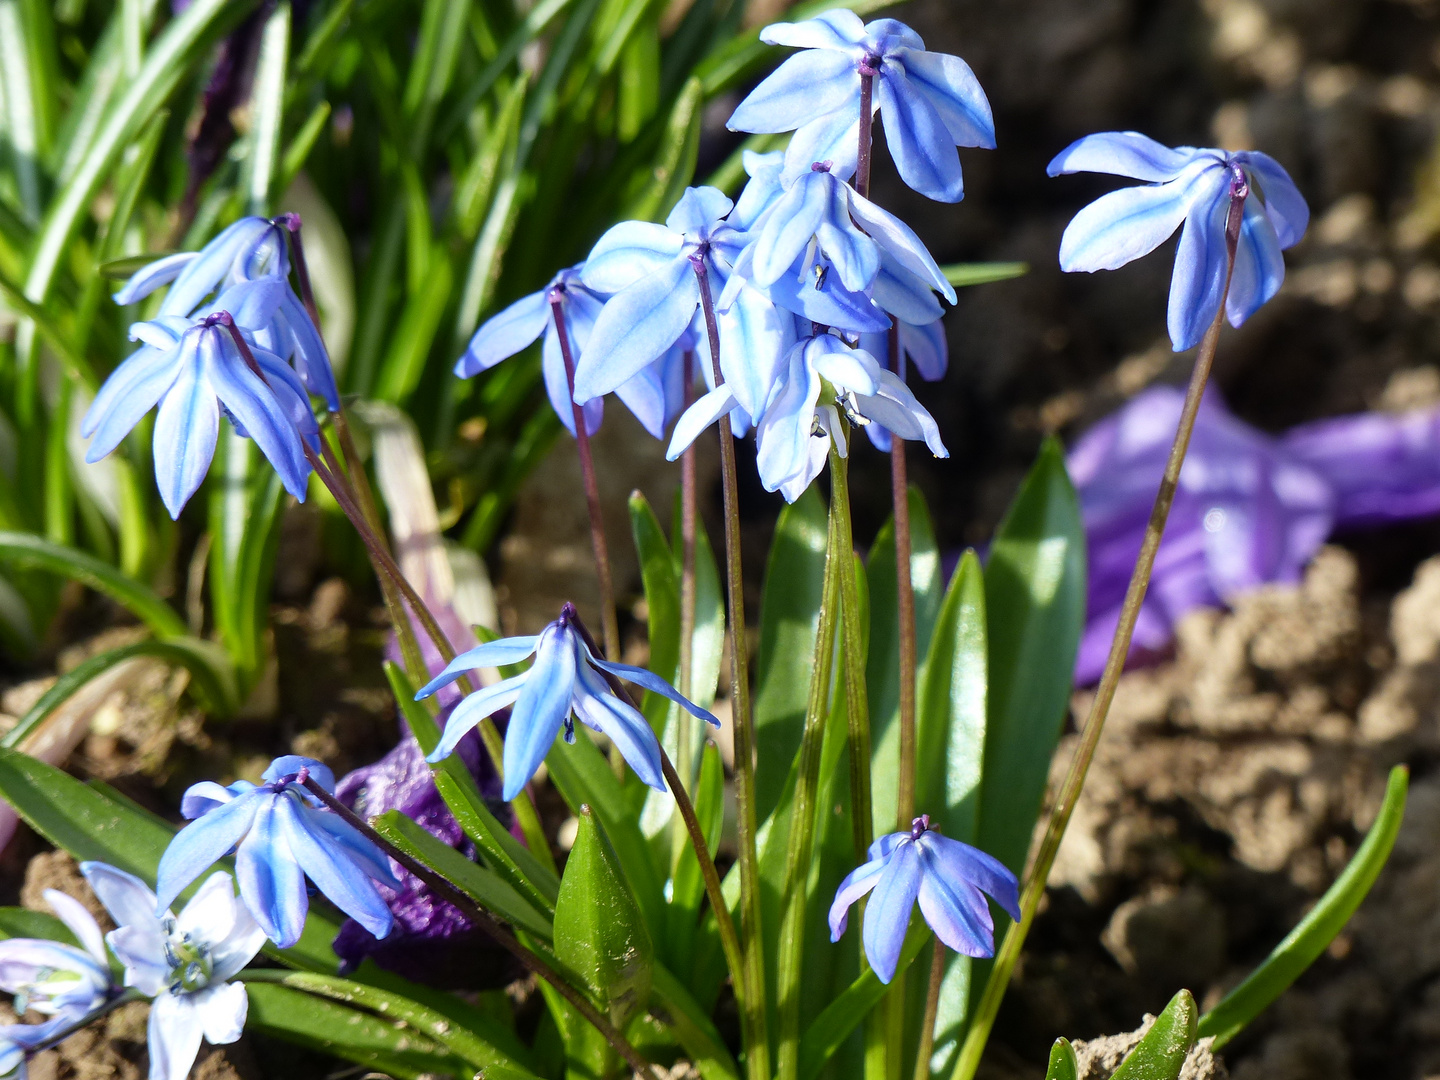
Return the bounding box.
[909,814,931,840]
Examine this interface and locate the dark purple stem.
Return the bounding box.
[856,64,876,200]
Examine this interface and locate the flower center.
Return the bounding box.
[1228,163,1249,202]
[858,52,882,77]
[165,935,214,994]
[909,814,933,840]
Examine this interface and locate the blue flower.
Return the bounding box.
[575,187,792,423]
[416,603,719,800]
[0,1015,80,1079]
[1048,132,1309,351]
[727,11,994,203]
[0,889,113,1019]
[456,266,668,438]
[157,756,399,949]
[80,289,316,519]
[857,319,948,453]
[829,815,1019,983]
[114,215,339,410]
[81,863,265,1080]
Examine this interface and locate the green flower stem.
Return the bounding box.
[776,483,844,1080]
[692,253,771,1080]
[949,191,1248,1080]
[678,348,699,786]
[299,775,660,1080]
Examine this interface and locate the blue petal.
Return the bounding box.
[729,151,787,231]
[1225,192,1285,328]
[895,48,994,149]
[612,363,669,439]
[203,330,311,501]
[781,105,862,188]
[855,370,948,457]
[82,344,182,459]
[665,187,734,235]
[151,342,219,520]
[502,625,578,800]
[208,278,286,331]
[574,256,697,403]
[1057,164,1216,274]
[276,795,394,940]
[589,657,719,726]
[870,252,944,326]
[751,175,830,288]
[415,636,540,699]
[181,780,255,818]
[277,290,340,410]
[846,191,956,302]
[808,335,882,395]
[666,384,738,460]
[922,831,1020,920]
[262,756,336,788]
[864,18,925,51]
[916,863,995,958]
[155,793,261,912]
[158,218,272,317]
[727,49,860,135]
[717,281,796,420]
[456,290,549,377]
[1047,131,1201,181]
[543,323,603,436]
[236,799,309,947]
[760,11,865,49]
[812,176,880,292]
[308,811,401,887]
[1167,174,1231,351]
[755,341,823,494]
[113,252,197,306]
[764,256,891,334]
[828,855,887,940]
[875,64,964,203]
[426,673,528,761]
[583,222,684,293]
[254,349,321,446]
[902,319,947,381]
[1232,150,1308,248]
[570,657,666,791]
[860,840,923,983]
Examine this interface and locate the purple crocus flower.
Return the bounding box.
[829,815,1019,984]
[1048,132,1308,351]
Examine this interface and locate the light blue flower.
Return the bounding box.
[157,756,399,949]
[0,889,112,1019]
[1048,131,1309,351]
[857,319,948,453]
[416,603,718,800]
[727,11,994,203]
[456,266,668,438]
[0,1015,81,1079]
[81,864,264,1080]
[829,814,1019,984]
[114,215,339,410]
[728,150,787,232]
[80,289,316,519]
[575,187,792,423]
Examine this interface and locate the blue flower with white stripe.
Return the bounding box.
[1048,132,1309,351]
[829,814,1019,984]
[0,889,113,1019]
[416,603,718,800]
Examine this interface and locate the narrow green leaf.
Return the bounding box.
[244,2,290,213]
[375,250,453,403]
[554,806,655,1029]
[674,492,725,712]
[0,0,44,221]
[630,490,681,725]
[1111,990,1197,1080]
[1045,1039,1078,1080]
[1198,765,1409,1049]
[276,99,331,196]
[651,962,740,1080]
[665,741,723,973]
[0,908,78,947]
[97,108,168,261]
[753,485,828,823]
[99,251,180,279]
[940,262,1028,288]
[977,438,1086,878]
[626,75,702,227]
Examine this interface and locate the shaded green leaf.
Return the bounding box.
[1112,990,1197,1080]
[1045,1039,1078,1080]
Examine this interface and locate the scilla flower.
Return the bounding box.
[81,287,317,518]
[416,603,718,799]
[456,266,668,438]
[1048,132,1309,351]
[0,889,113,1019]
[0,1016,79,1080]
[829,815,1019,984]
[727,11,994,202]
[157,756,398,948]
[114,215,338,410]
[81,864,265,1080]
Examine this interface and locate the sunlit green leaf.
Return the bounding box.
[1112,990,1197,1080]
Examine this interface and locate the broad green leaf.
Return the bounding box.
[1111,990,1197,1080]
[867,486,942,839]
[977,438,1086,878]
[1045,1039,1078,1080]
[554,806,654,1030]
[1198,765,1409,1049]
[940,263,1029,288]
[754,485,828,823]
[0,908,78,947]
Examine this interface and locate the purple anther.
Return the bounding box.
[910,814,932,840]
[811,161,833,173]
[273,212,302,232]
[1229,164,1250,202]
[201,311,233,329]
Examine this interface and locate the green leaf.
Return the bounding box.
[1111,990,1197,1080]
[753,485,829,823]
[0,907,79,947]
[375,247,453,404]
[665,741,724,976]
[1198,764,1409,1049]
[650,962,740,1080]
[624,75,702,222]
[0,532,186,638]
[243,1,290,213]
[554,806,655,1030]
[276,99,331,196]
[676,493,725,713]
[630,491,680,727]
[976,438,1086,879]
[1045,1039,1078,1080]
[940,262,1028,288]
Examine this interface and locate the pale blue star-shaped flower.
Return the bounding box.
[727,11,994,202]
[416,603,718,799]
[829,814,1019,984]
[157,757,399,949]
[1048,131,1309,351]
[81,863,265,1080]
[0,889,113,1020]
[114,215,339,409]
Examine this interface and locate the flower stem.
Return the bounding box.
[948,187,1250,1080]
[856,70,875,199]
[913,938,946,1080]
[889,325,917,830]
[775,483,843,1080]
[26,988,145,1058]
[691,252,770,1080]
[299,776,659,1080]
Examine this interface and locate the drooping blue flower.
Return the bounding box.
[157,756,399,949]
[727,11,994,203]
[456,266,669,438]
[857,318,948,453]
[829,815,1019,983]
[1048,132,1309,351]
[575,187,793,424]
[416,603,719,800]
[0,889,113,1019]
[81,863,265,1080]
[114,215,340,409]
[81,289,316,519]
